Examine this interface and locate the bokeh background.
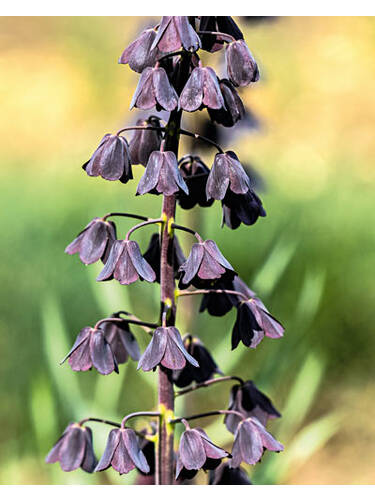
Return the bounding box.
[0,16,374,485]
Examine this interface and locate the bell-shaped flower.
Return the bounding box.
[129,116,163,166]
[136,424,157,476]
[176,427,229,480]
[130,67,178,112]
[103,317,141,364]
[83,134,132,183]
[177,155,214,210]
[151,16,201,53]
[209,462,252,485]
[225,381,281,433]
[230,418,283,467]
[179,239,234,289]
[136,150,188,197]
[143,233,185,283]
[172,335,222,388]
[95,428,150,475]
[62,326,119,375]
[119,28,160,73]
[199,275,255,317]
[222,188,266,230]
[206,151,250,201]
[137,326,199,372]
[46,423,97,473]
[226,39,260,87]
[179,66,225,112]
[96,239,156,285]
[208,79,245,127]
[199,16,243,53]
[65,217,116,265]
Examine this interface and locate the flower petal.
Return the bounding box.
[95,429,121,472]
[137,327,167,372]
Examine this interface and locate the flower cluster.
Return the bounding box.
[47,15,285,486]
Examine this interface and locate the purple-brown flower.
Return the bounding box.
[177,155,213,210]
[95,427,150,475]
[137,326,199,372]
[199,275,255,317]
[179,239,234,289]
[130,67,178,112]
[230,417,283,467]
[96,239,156,285]
[176,427,229,480]
[143,233,185,283]
[179,66,225,112]
[172,336,221,388]
[222,188,266,230]
[208,79,245,127]
[46,423,97,473]
[129,116,163,166]
[152,16,201,53]
[226,39,260,87]
[209,462,252,485]
[232,298,284,350]
[119,28,160,73]
[83,134,132,183]
[225,381,281,433]
[65,217,116,265]
[62,326,118,375]
[206,151,250,201]
[136,150,188,196]
[103,317,141,364]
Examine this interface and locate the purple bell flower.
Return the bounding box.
[226,39,260,87]
[130,66,178,112]
[151,16,201,53]
[179,66,225,112]
[206,151,250,201]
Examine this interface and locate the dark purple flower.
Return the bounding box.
[230,417,283,467]
[177,155,214,210]
[176,427,229,480]
[199,16,243,53]
[128,116,163,166]
[179,66,225,112]
[102,317,141,364]
[178,239,234,289]
[46,423,97,473]
[137,425,156,476]
[65,217,116,265]
[199,275,255,317]
[208,79,245,127]
[130,67,178,112]
[136,150,188,196]
[137,326,199,372]
[225,381,281,433]
[95,427,150,475]
[206,151,250,201]
[151,16,201,53]
[62,326,119,375]
[232,298,284,350]
[96,239,156,285]
[172,336,222,388]
[119,28,160,73]
[226,39,260,87]
[83,134,132,183]
[222,188,266,230]
[143,233,185,283]
[209,462,252,485]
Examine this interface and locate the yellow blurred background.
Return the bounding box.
[0,16,374,485]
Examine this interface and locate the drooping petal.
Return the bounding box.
[59,426,86,472]
[90,328,118,375]
[175,16,201,52]
[137,327,168,372]
[119,329,141,361]
[111,431,135,474]
[250,418,284,452]
[179,67,204,112]
[122,429,150,474]
[81,426,98,473]
[126,240,156,283]
[204,240,234,271]
[61,327,91,365]
[45,424,72,464]
[65,219,96,256]
[179,244,204,285]
[79,220,109,265]
[195,428,228,460]
[168,328,200,368]
[227,151,251,195]
[95,429,121,472]
[179,430,206,470]
[119,29,159,73]
[206,153,230,200]
[162,332,187,370]
[137,151,164,195]
[96,240,124,282]
[130,67,154,110]
[202,67,225,110]
[153,67,178,111]
[83,134,111,177]
[198,251,226,280]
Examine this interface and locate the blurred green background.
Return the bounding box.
[0,16,374,485]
